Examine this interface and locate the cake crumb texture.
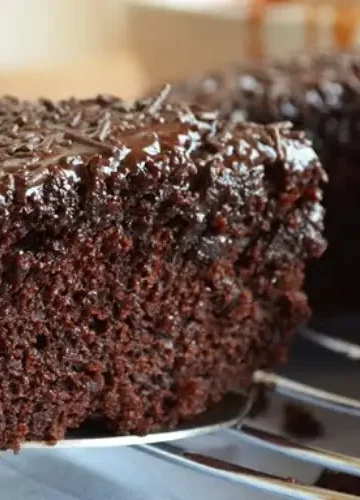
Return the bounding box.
[0,89,325,449]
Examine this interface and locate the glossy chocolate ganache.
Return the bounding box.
[0,86,325,450]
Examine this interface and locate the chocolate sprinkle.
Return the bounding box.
[91,112,112,142]
[61,128,115,154]
[145,84,172,115]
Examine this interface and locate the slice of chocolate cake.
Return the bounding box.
[171,52,360,312]
[0,88,325,450]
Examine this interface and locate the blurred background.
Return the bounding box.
[0,0,359,100]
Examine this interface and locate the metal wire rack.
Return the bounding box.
[24,325,360,499]
[137,327,360,500]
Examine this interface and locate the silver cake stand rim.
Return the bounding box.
[21,391,252,449]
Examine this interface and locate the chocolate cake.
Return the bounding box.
[171,52,360,312]
[0,88,325,450]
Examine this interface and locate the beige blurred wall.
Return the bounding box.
[0,0,148,99]
[0,0,127,69]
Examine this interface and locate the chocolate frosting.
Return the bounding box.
[0,84,325,194]
[0,85,326,266]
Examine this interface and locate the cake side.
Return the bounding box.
[0,90,325,449]
[170,52,360,311]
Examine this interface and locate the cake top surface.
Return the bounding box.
[0,85,321,196]
[0,85,182,186]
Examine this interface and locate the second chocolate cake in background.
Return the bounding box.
[170,52,360,313]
